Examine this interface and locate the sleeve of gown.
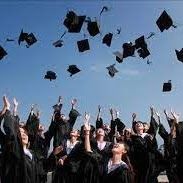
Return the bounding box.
[115,118,125,132]
[158,123,169,141]
[96,117,103,129]
[68,109,80,130]
[147,116,159,136]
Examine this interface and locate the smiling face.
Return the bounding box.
[70,129,79,137]
[135,121,144,133]
[112,143,127,155]
[19,127,29,146]
[96,128,105,137]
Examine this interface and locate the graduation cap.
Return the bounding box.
[122,42,135,59]
[0,46,7,60]
[77,39,90,52]
[163,80,172,92]
[156,10,174,32]
[63,11,86,33]
[87,21,100,37]
[18,30,37,47]
[102,33,113,47]
[106,64,118,77]
[113,51,123,63]
[137,47,150,59]
[175,48,183,62]
[44,71,57,81]
[53,40,64,47]
[67,65,81,76]
[135,36,147,49]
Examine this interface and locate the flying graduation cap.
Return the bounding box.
[135,36,150,59]
[53,40,64,48]
[67,65,81,76]
[163,80,172,92]
[156,10,175,32]
[113,51,123,63]
[0,46,7,60]
[122,42,135,59]
[102,33,113,47]
[18,29,37,47]
[77,39,90,52]
[63,11,86,33]
[175,48,183,63]
[106,64,118,77]
[44,71,57,81]
[87,21,100,37]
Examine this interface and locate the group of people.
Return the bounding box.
[0,95,183,183]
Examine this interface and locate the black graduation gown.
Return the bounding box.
[53,140,101,183]
[53,109,79,148]
[102,162,132,183]
[158,123,179,183]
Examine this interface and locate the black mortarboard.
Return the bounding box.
[18,29,28,45]
[163,80,172,92]
[113,51,123,63]
[137,47,150,59]
[44,71,57,81]
[63,11,86,33]
[175,48,183,63]
[156,10,173,32]
[106,64,118,77]
[67,65,81,76]
[18,30,37,47]
[122,42,135,58]
[102,33,113,47]
[53,40,64,47]
[0,46,7,60]
[87,21,100,37]
[135,36,147,49]
[77,39,90,52]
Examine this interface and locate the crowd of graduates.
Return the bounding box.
[0,95,183,183]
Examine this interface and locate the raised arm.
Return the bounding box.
[96,105,103,129]
[84,113,92,152]
[68,98,80,129]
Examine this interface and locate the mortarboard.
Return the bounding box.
[102,33,113,47]
[18,30,37,47]
[53,40,64,48]
[0,46,7,60]
[122,42,135,59]
[113,51,123,63]
[175,48,183,63]
[106,64,118,77]
[25,33,37,47]
[135,36,147,49]
[137,47,150,59]
[156,10,173,32]
[63,11,86,33]
[77,39,90,52]
[87,21,100,37]
[44,71,57,81]
[67,65,81,76]
[163,80,172,92]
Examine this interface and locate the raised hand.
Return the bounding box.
[13,98,18,107]
[71,99,77,109]
[170,110,180,122]
[132,113,137,121]
[84,113,91,131]
[98,105,101,113]
[150,106,154,116]
[3,95,10,110]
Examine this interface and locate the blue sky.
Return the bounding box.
[0,0,183,135]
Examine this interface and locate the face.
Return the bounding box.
[60,114,67,121]
[38,124,45,132]
[96,128,105,136]
[143,123,150,132]
[19,127,29,146]
[135,122,144,133]
[124,128,132,137]
[112,143,127,155]
[70,129,79,137]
